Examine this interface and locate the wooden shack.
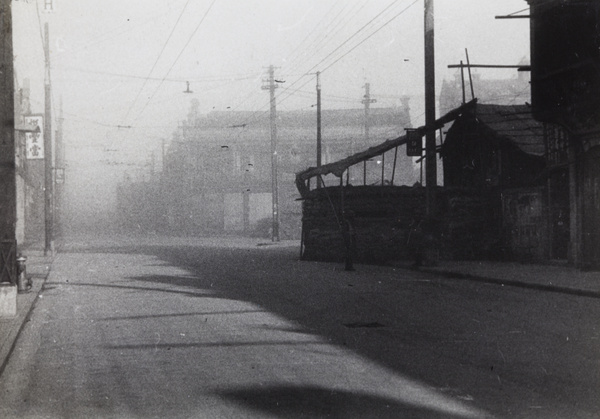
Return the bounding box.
[295,101,489,265]
[441,104,552,261]
[296,101,564,264]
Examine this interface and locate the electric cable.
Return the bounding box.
[133,0,218,123]
[320,0,419,74]
[122,0,193,124]
[228,0,409,131]
[53,66,261,84]
[295,1,369,73]
[294,0,401,79]
[66,0,189,55]
[282,0,351,75]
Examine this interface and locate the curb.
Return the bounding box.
[409,266,600,299]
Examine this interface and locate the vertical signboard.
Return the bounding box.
[24,115,44,159]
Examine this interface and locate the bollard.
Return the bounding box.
[16,255,30,294]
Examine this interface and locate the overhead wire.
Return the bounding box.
[228,0,411,130]
[262,0,418,122]
[95,0,414,147]
[296,1,369,73]
[53,66,262,84]
[281,0,350,75]
[319,0,419,74]
[34,0,46,56]
[133,0,218,123]
[218,2,349,122]
[297,0,401,77]
[65,0,189,55]
[507,7,530,16]
[65,1,410,140]
[279,0,397,88]
[122,0,193,125]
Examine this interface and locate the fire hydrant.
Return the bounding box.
[16,255,30,293]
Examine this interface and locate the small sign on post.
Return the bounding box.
[55,167,65,184]
[406,129,422,157]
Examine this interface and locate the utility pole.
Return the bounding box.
[316,71,322,169]
[44,22,54,255]
[362,82,376,185]
[362,82,376,145]
[55,97,64,241]
[0,0,16,284]
[424,0,436,215]
[262,65,279,242]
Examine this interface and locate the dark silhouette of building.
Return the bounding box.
[527,0,600,268]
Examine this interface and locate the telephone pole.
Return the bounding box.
[55,97,64,241]
[0,0,16,284]
[424,0,436,214]
[362,82,377,145]
[316,71,322,169]
[44,22,54,255]
[362,82,376,185]
[262,65,279,242]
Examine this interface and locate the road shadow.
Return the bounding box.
[215,384,471,419]
[58,235,600,417]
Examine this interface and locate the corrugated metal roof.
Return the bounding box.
[475,104,545,156]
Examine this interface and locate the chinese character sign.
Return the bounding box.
[24,115,44,160]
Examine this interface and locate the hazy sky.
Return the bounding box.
[11,0,531,222]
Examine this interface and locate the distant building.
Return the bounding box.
[117,103,414,239]
[439,61,530,117]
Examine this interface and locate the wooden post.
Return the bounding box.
[460,60,466,103]
[568,141,581,266]
[242,189,250,233]
[381,153,385,185]
[424,0,436,214]
[465,49,475,101]
[391,146,398,185]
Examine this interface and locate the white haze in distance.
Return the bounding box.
[11,0,530,230]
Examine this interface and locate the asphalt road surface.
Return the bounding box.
[0,236,599,418]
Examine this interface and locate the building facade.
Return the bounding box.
[117,103,414,239]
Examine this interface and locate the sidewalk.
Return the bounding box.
[0,250,53,377]
[393,259,600,298]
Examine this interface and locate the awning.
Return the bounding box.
[295,99,477,197]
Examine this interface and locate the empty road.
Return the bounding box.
[1,236,598,418]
